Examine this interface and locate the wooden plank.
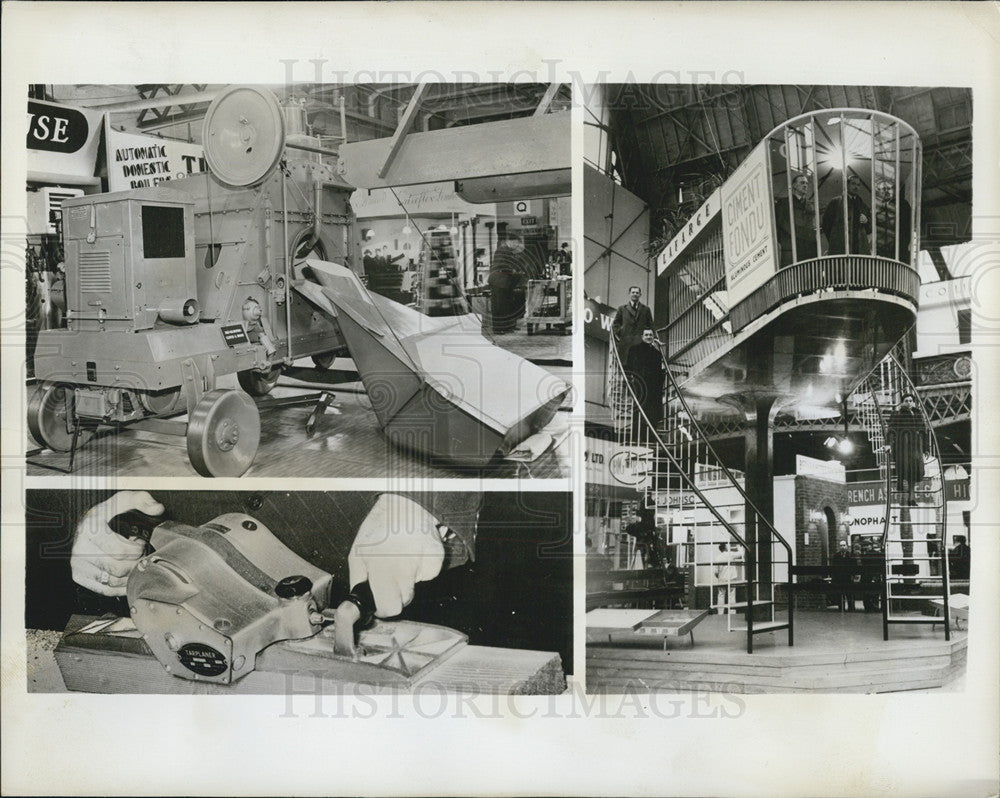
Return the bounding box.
[50,616,565,695]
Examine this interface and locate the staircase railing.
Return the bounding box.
[608,338,794,653]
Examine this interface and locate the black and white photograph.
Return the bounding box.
[3,3,999,797]
[584,84,974,693]
[24,81,573,479]
[25,489,573,695]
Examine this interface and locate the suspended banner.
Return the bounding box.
[721,143,776,305]
[27,100,104,184]
[351,181,484,219]
[656,190,720,275]
[105,121,206,192]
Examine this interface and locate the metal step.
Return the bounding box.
[886,594,943,601]
[730,621,790,634]
[884,555,944,561]
[726,600,776,610]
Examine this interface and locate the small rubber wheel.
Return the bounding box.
[237,366,281,396]
[186,389,261,477]
[312,352,336,370]
[138,387,183,415]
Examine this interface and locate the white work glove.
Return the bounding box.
[71,491,165,596]
[348,493,444,618]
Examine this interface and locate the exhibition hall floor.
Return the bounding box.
[586,610,967,694]
[25,326,573,480]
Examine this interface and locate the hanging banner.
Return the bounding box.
[796,454,845,481]
[721,143,776,305]
[656,190,720,275]
[27,100,104,184]
[847,477,971,506]
[351,181,484,219]
[105,121,206,191]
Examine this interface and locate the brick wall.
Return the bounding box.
[794,475,849,609]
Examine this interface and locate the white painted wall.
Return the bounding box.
[583,164,651,309]
[914,275,971,357]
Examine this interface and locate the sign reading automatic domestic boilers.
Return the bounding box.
[721,145,775,306]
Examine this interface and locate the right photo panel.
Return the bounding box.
[583,84,973,694]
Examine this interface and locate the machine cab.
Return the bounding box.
[62,187,199,332]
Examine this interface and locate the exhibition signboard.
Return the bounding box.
[585,436,652,492]
[27,100,104,184]
[105,122,206,191]
[351,181,483,218]
[721,143,776,305]
[656,189,720,275]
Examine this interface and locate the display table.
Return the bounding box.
[586,608,711,649]
[525,277,571,334]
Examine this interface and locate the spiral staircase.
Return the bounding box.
[607,340,794,653]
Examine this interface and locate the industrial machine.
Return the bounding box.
[29,86,354,476]
[29,85,569,475]
[58,508,467,687]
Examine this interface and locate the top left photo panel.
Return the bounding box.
[23,82,574,479]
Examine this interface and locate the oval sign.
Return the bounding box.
[177,642,228,677]
[608,448,653,487]
[27,101,91,153]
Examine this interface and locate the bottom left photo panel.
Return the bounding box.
[25,489,573,695]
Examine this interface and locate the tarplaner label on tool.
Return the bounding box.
[178,643,228,676]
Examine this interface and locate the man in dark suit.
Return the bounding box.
[831,537,856,612]
[488,233,529,333]
[874,178,913,263]
[625,329,667,430]
[822,174,871,255]
[775,172,818,267]
[948,535,971,580]
[612,285,654,358]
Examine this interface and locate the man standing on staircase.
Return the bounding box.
[625,329,667,431]
[888,394,927,496]
[612,286,654,358]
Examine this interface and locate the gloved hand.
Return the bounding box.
[71,491,165,596]
[348,493,444,618]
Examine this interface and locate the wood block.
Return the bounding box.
[52,615,565,695]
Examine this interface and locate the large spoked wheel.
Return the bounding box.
[237,366,281,396]
[186,389,261,477]
[28,382,91,452]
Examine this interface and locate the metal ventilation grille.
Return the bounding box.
[78,251,112,292]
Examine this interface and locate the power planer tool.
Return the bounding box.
[109,509,460,685]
